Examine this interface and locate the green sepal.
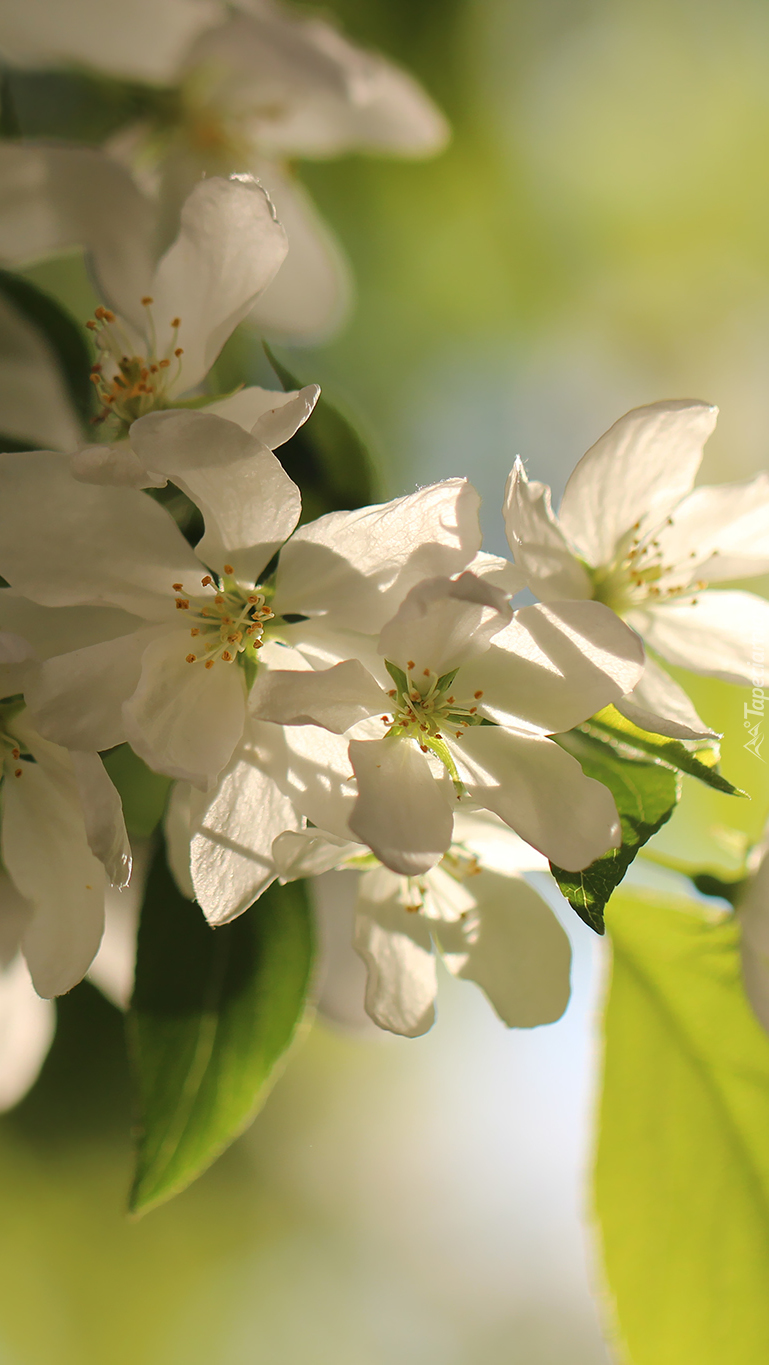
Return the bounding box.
[581,705,746,797]
[384,659,408,699]
[435,667,460,693]
[127,843,314,1215]
[264,344,377,516]
[550,728,682,933]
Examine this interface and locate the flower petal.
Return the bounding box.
[451,807,549,873]
[123,630,247,789]
[247,159,353,342]
[558,400,718,567]
[354,866,437,1037]
[0,952,55,1112]
[0,143,154,328]
[272,829,358,881]
[251,658,388,733]
[2,729,105,997]
[87,844,149,1010]
[629,591,769,685]
[204,383,320,446]
[151,175,288,391]
[254,720,358,841]
[472,600,644,733]
[615,656,717,740]
[0,451,198,617]
[503,457,593,600]
[69,752,132,888]
[274,478,482,631]
[70,442,167,490]
[739,840,769,1035]
[348,737,455,876]
[654,472,769,583]
[452,726,621,871]
[0,291,82,451]
[189,726,302,925]
[436,870,572,1026]
[129,409,301,585]
[378,572,512,676]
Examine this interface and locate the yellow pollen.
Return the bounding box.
[407,660,415,670]
[14,768,22,778]
[221,651,233,662]
[142,296,154,305]
[175,598,190,610]
[423,668,430,677]
[201,575,213,587]
[175,347,184,357]
[474,690,483,699]
[190,628,200,636]
[170,317,181,328]
[11,748,20,760]
[186,653,196,663]
[172,582,183,591]
[158,358,170,369]
[223,564,234,575]
[86,320,98,330]
[205,660,215,669]
[214,595,224,605]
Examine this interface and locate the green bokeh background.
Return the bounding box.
[5,0,769,1360]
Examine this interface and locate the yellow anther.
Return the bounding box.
[172,582,183,591]
[407,660,415,670]
[170,317,181,328]
[190,627,200,637]
[11,748,20,760]
[201,575,213,587]
[175,347,184,357]
[221,651,233,662]
[223,564,234,575]
[186,653,196,663]
[142,296,154,306]
[474,690,483,699]
[14,768,22,778]
[175,598,190,610]
[205,660,215,669]
[158,358,170,369]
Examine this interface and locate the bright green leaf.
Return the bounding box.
[264,344,378,516]
[550,730,681,933]
[595,889,769,1364]
[583,704,746,796]
[128,845,314,1215]
[0,268,93,427]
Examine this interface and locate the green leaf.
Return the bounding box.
[0,268,93,428]
[384,659,408,697]
[583,704,747,796]
[101,745,172,839]
[128,844,314,1215]
[550,729,681,933]
[596,889,769,1364]
[264,344,378,516]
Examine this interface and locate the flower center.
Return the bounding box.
[173,567,274,682]
[590,518,708,615]
[87,298,184,435]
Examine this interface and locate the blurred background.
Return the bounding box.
[4,0,769,1359]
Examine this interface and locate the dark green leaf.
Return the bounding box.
[128,845,314,1214]
[264,344,378,516]
[550,729,681,933]
[596,888,769,1363]
[384,659,408,696]
[101,745,172,839]
[582,705,747,797]
[1,69,173,144]
[0,268,93,427]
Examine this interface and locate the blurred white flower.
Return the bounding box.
[739,826,769,1036]
[272,809,571,1038]
[505,399,769,740]
[0,0,448,342]
[250,571,644,875]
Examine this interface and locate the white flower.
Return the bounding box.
[272,809,571,1038]
[505,400,769,739]
[250,571,645,875]
[0,634,130,998]
[0,161,313,466]
[0,1,448,341]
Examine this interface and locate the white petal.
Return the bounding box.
[472,600,644,733]
[452,726,621,872]
[503,457,593,600]
[0,451,198,618]
[254,719,358,840]
[451,807,549,873]
[354,867,437,1037]
[189,727,302,925]
[2,730,105,997]
[123,630,247,789]
[205,384,320,446]
[0,953,55,1111]
[251,658,389,733]
[630,591,769,685]
[558,400,718,567]
[0,144,155,330]
[24,626,163,752]
[615,657,717,740]
[0,0,220,83]
[435,870,572,1027]
[0,292,82,452]
[274,479,482,631]
[151,175,288,391]
[466,551,525,596]
[378,572,512,676]
[272,829,357,881]
[129,409,301,584]
[70,442,167,490]
[69,752,132,888]
[0,592,146,659]
[0,869,30,966]
[348,737,455,876]
[654,472,769,583]
[310,870,379,1034]
[247,159,353,342]
[0,630,34,698]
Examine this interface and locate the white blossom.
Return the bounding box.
[250,571,645,875]
[272,809,571,1038]
[505,400,769,740]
